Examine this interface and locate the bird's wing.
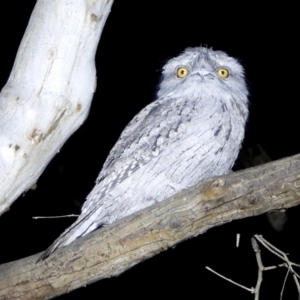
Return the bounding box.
[94,97,192,193]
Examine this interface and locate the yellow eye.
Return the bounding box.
[177,67,189,78]
[217,68,230,79]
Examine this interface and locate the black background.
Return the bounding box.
[0,1,299,299]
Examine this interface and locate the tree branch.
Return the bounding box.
[1,153,300,299]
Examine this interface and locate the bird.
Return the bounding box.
[39,46,249,260]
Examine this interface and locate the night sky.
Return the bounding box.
[0,1,299,299]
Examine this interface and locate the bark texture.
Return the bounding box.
[0,154,299,299]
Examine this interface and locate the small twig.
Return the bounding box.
[254,235,300,299]
[236,233,240,248]
[205,266,254,293]
[263,264,285,271]
[32,214,79,219]
[207,235,300,300]
[280,269,290,300]
[254,235,300,279]
[293,274,300,295]
[251,238,263,300]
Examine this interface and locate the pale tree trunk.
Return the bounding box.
[0,0,114,215]
[0,154,300,299]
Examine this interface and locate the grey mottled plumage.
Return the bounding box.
[41,47,248,259]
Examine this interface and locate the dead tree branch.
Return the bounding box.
[1,153,300,299]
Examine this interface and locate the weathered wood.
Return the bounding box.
[0,153,299,299]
